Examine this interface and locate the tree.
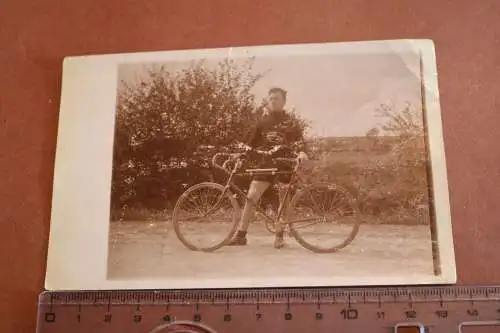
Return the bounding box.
[374,102,424,138]
[372,102,427,164]
[365,127,380,137]
[363,102,430,221]
[365,127,380,150]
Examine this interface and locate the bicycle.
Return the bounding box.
[171,148,361,253]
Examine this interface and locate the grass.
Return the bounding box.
[110,207,171,222]
[110,206,430,226]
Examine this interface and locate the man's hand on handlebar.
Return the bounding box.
[297,151,309,161]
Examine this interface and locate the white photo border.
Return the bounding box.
[44,39,456,290]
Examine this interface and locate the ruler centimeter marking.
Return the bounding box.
[37,286,500,333]
[41,286,500,304]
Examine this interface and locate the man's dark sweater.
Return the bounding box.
[244,109,308,182]
[247,109,307,154]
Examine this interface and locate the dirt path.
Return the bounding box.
[107,221,435,281]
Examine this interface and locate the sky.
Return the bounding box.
[118,50,423,138]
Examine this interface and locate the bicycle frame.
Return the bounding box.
[210,154,305,226]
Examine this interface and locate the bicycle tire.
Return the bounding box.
[288,182,361,253]
[172,182,240,252]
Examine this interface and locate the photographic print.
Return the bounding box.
[45,40,456,290]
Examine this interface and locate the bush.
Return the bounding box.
[111,58,308,214]
[302,135,430,225]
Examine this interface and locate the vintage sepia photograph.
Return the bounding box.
[45,40,456,290]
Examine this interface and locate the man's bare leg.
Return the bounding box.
[228,180,270,246]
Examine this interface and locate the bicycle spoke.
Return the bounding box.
[206,188,220,207]
[327,190,340,210]
[198,190,209,211]
[194,190,206,210]
[289,183,360,253]
[182,197,204,216]
[172,183,239,251]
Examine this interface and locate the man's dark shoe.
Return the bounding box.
[227,230,248,246]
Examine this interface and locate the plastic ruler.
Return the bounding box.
[36,285,500,333]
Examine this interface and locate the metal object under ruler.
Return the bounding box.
[36,285,500,333]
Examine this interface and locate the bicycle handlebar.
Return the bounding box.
[211,152,238,173]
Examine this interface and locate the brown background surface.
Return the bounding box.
[1,0,499,332]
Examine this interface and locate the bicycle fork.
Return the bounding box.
[202,171,239,218]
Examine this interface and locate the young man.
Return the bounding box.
[228,87,309,249]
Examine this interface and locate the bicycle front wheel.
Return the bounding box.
[289,182,360,253]
[172,182,240,252]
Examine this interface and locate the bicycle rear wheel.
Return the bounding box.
[172,182,240,252]
[289,182,360,253]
